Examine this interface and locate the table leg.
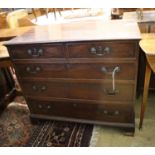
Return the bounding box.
[139,61,152,129]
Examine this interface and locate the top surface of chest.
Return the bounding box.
[4,19,141,45]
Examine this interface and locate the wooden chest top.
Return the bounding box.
[4,20,141,45]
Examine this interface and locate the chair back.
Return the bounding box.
[6,9,28,28]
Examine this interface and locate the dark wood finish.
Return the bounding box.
[21,80,68,98]
[13,62,67,78]
[67,41,137,58]
[67,62,136,80]
[8,44,65,59]
[20,78,135,102]
[27,98,133,123]
[13,61,136,80]
[4,21,141,134]
[67,81,134,101]
[6,39,139,133]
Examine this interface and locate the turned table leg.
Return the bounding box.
[139,61,151,129]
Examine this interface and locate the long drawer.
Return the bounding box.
[67,41,137,58]
[13,61,136,80]
[8,43,65,59]
[21,79,135,102]
[27,98,134,123]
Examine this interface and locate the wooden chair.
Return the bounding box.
[0,43,17,107]
[0,10,29,106]
[0,44,11,67]
[6,9,28,28]
[0,11,9,29]
[139,39,155,129]
[32,8,62,21]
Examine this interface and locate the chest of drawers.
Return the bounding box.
[5,20,141,134]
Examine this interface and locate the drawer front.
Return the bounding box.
[67,41,136,58]
[14,62,136,80]
[21,80,134,101]
[67,62,136,80]
[14,62,67,78]
[68,82,135,102]
[27,99,133,123]
[21,80,67,98]
[9,44,65,59]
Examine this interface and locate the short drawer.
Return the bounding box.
[8,44,65,59]
[14,62,67,78]
[27,98,133,123]
[21,80,67,98]
[67,62,136,80]
[68,81,135,102]
[67,41,137,58]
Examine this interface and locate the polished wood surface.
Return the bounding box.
[67,41,137,58]
[139,39,155,129]
[6,20,140,133]
[8,44,65,59]
[0,26,33,40]
[27,98,133,123]
[5,20,141,45]
[13,61,136,80]
[139,39,155,55]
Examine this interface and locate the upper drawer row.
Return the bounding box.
[8,41,138,59]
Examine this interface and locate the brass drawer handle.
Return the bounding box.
[32,85,47,92]
[103,110,108,115]
[114,110,120,115]
[38,104,42,109]
[27,48,43,57]
[102,66,120,96]
[101,66,120,75]
[26,66,41,74]
[41,86,47,91]
[47,105,51,109]
[90,46,110,56]
[104,89,119,96]
[103,109,120,116]
[32,85,37,91]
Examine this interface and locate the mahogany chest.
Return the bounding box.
[5,20,141,134]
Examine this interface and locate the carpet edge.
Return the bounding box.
[89,125,101,147]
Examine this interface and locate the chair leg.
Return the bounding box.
[53,8,56,20]
[139,61,151,129]
[32,9,37,22]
